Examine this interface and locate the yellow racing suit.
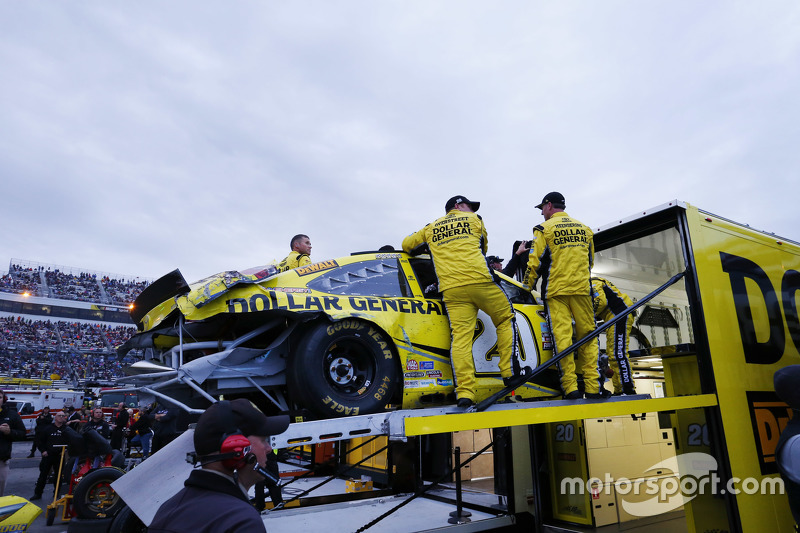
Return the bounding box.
[402,209,516,402]
[524,211,600,396]
[276,251,311,273]
[592,277,636,394]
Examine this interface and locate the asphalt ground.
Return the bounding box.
[6,439,88,533]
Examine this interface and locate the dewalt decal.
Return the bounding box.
[746,390,793,475]
[721,252,800,364]
[295,260,340,276]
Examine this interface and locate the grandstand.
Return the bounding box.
[0,259,153,386]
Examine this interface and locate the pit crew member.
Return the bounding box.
[402,195,523,409]
[591,276,636,395]
[522,191,602,400]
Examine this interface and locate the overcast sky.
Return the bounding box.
[2,2,798,283]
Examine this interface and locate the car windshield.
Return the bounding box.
[306,258,411,297]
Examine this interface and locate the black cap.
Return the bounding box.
[487,255,504,264]
[194,399,290,456]
[775,365,800,409]
[535,192,565,209]
[445,195,480,213]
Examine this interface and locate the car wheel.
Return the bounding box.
[288,319,399,418]
[73,467,125,519]
[109,505,148,533]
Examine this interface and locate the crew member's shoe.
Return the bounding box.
[26,452,34,458]
[564,390,583,400]
[585,389,611,399]
[457,398,475,408]
[29,494,42,501]
[503,366,533,387]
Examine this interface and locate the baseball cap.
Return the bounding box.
[445,195,480,213]
[535,192,566,209]
[194,399,290,456]
[774,365,800,410]
[487,255,504,264]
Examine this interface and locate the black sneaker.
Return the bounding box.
[585,390,611,399]
[457,398,474,408]
[503,366,533,387]
[26,453,34,458]
[564,390,583,400]
[29,494,41,501]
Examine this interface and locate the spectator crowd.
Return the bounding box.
[0,316,141,382]
[0,262,150,306]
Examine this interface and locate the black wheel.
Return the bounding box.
[45,506,56,526]
[109,505,147,533]
[287,320,400,418]
[73,467,125,519]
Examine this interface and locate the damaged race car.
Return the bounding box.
[119,250,560,418]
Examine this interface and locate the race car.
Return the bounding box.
[119,250,560,418]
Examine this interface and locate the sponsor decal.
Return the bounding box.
[720,251,800,364]
[437,379,453,387]
[420,361,434,370]
[406,359,418,371]
[417,379,436,387]
[404,380,425,389]
[426,370,443,377]
[746,390,793,475]
[404,371,425,378]
[227,293,444,316]
[295,260,340,276]
[270,287,311,293]
[431,215,474,244]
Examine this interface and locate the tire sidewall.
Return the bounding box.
[73,467,125,519]
[289,319,398,417]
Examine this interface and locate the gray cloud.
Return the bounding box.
[1,1,798,283]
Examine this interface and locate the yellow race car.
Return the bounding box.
[121,250,559,418]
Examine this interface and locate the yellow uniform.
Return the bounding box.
[276,251,311,273]
[403,209,516,402]
[524,211,600,396]
[591,277,636,394]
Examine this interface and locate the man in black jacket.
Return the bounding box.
[0,392,26,496]
[84,407,111,438]
[28,405,53,458]
[149,402,178,453]
[110,402,129,450]
[149,399,290,533]
[30,410,81,500]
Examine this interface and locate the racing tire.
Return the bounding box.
[73,467,125,519]
[46,506,56,526]
[109,505,148,533]
[287,320,400,418]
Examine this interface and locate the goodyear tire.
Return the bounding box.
[73,467,125,519]
[287,319,399,418]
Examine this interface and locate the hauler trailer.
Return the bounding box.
[114,201,798,533]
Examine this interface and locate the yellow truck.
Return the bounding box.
[119,200,798,532]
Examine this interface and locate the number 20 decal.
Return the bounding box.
[687,423,710,446]
[555,423,575,442]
